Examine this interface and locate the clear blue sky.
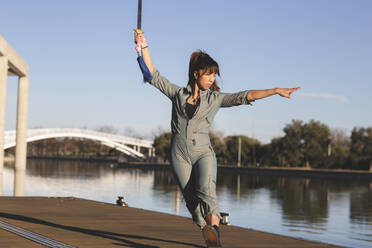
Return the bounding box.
[1,0,371,143]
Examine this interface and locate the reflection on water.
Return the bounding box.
[3,159,372,248]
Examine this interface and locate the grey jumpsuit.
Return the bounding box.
[149,69,253,228]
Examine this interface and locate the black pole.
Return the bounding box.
[137,0,142,30]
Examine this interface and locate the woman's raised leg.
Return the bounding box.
[171,148,206,228]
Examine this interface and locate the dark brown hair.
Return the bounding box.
[188,50,220,92]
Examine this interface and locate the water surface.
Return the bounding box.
[3,159,372,248]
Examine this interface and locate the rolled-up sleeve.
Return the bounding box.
[149,69,181,100]
[218,90,254,108]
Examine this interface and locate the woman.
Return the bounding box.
[134,31,300,248]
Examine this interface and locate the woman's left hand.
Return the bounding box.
[276,87,301,99]
[134,32,148,48]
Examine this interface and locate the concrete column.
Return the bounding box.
[14,75,29,196]
[237,136,241,167]
[237,174,240,201]
[0,56,8,195]
[173,187,180,214]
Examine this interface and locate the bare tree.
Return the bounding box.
[150,125,167,140]
[123,126,143,139]
[330,128,350,148]
[96,125,118,134]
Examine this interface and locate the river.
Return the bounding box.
[3,159,372,248]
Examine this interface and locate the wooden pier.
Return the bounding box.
[0,197,342,247]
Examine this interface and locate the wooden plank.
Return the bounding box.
[0,220,76,247]
[0,197,342,248]
[0,229,44,247]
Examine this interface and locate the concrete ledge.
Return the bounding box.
[0,35,28,77]
[218,166,372,179]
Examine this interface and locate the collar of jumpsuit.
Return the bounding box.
[185,83,211,98]
[182,84,217,147]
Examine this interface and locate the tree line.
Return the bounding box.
[153,120,372,170]
[5,119,371,170]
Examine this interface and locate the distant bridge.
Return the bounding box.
[4,128,154,159]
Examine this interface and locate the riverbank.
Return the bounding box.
[0,197,342,247]
[25,156,372,179]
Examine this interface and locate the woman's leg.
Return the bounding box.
[206,213,220,226]
[171,147,206,228]
[193,152,222,247]
[193,152,221,224]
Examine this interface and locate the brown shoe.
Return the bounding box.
[202,225,222,247]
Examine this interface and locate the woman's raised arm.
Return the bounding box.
[134,32,154,73]
[133,31,180,100]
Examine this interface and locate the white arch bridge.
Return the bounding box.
[4,128,154,160]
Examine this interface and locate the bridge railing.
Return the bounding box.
[4,128,155,159]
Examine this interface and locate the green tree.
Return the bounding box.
[260,137,287,167]
[209,131,227,165]
[269,120,331,168]
[328,128,350,169]
[302,120,330,168]
[281,120,304,167]
[350,127,372,170]
[224,135,261,166]
[153,132,172,162]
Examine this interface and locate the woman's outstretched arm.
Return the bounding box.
[134,32,154,73]
[247,87,301,101]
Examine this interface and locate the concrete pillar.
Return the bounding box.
[0,56,8,195]
[237,136,241,167]
[173,187,180,214]
[14,76,29,196]
[236,174,240,201]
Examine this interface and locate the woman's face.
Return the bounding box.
[195,71,216,90]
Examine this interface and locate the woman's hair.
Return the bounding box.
[188,50,220,92]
